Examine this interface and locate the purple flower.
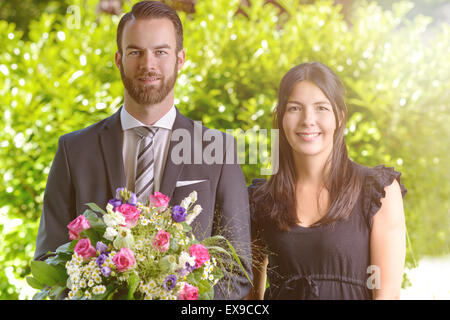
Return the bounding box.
[96,253,108,267]
[163,274,177,291]
[115,187,125,200]
[108,198,122,208]
[171,205,187,223]
[101,266,111,277]
[96,241,108,254]
[128,192,137,206]
[185,262,195,273]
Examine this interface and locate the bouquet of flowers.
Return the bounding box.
[27,188,250,300]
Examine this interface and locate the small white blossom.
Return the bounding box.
[189,191,197,203]
[92,285,106,295]
[186,205,202,225]
[103,210,126,228]
[180,197,192,209]
[176,251,196,270]
[104,227,118,240]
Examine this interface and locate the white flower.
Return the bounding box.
[176,251,196,270]
[103,211,126,228]
[106,203,114,214]
[186,205,202,225]
[93,285,106,295]
[137,253,145,262]
[140,218,149,226]
[180,197,192,209]
[189,191,197,203]
[113,227,135,249]
[103,227,118,241]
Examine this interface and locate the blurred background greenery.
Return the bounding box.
[0,0,448,299]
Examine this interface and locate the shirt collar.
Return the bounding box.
[120,104,176,131]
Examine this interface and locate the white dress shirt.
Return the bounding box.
[120,105,176,193]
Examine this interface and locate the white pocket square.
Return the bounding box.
[175,180,207,187]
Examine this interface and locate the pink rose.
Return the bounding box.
[117,204,141,227]
[149,192,170,211]
[152,230,171,252]
[67,215,91,240]
[74,238,97,261]
[189,244,210,269]
[178,283,199,300]
[112,247,136,272]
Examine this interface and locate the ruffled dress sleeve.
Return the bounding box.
[362,165,407,230]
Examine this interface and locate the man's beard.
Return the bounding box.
[119,61,178,106]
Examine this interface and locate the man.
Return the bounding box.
[34,1,252,300]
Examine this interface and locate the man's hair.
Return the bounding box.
[116,1,183,55]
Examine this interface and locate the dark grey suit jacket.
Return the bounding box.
[34,107,252,299]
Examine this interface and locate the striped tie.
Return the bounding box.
[133,126,158,204]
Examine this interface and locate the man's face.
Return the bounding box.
[116,18,185,106]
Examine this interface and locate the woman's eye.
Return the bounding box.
[288,106,300,111]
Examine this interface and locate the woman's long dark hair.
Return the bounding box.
[252,62,362,230]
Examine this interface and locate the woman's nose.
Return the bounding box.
[301,107,316,126]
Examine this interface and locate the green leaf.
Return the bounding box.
[197,279,211,295]
[80,228,101,246]
[205,245,231,257]
[83,209,107,234]
[85,203,107,215]
[45,253,71,266]
[49,286,66,299]
[55,241,76,254]
[26,276,45,290]
[127,273,140,300]
[182,223,192,233]
[224,239,253,287]
[30,260,67,286]
[198,285,214,300]
[33,288,51,300]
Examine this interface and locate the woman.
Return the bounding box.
[247,62,407,300]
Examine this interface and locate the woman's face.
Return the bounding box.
[282,80,337,160]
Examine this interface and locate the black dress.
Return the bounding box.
[248,163,407,300]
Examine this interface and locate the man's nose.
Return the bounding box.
[140,50,157,70]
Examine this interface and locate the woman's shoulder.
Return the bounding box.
[352,161,407,229]
[351,161,406,193]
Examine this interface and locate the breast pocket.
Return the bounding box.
[171,180,212,209]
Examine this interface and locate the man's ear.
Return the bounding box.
[115,51,122,69]
[177,49,186,72]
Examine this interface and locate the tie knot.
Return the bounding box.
[134,126,158,139]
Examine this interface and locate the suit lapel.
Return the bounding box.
[160,107,193,199]
[99,107,126,198]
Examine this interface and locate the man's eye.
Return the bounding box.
[156,50,167,55]
[129,51,140,56]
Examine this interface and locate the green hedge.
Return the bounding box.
[0,0,448,299]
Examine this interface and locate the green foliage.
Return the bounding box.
[0,0,449,298]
